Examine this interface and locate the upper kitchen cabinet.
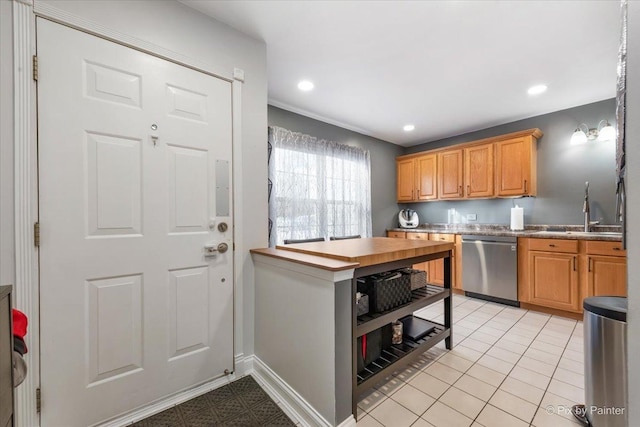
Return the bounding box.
[396,128,542,202]
[495,130,542,197]
[396,154,437,202]
[464,143,494,198]
[397,158,415,201]
[416,154,438,200]
[438,149,464,199]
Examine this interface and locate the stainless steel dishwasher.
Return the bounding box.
[462,235,519,306]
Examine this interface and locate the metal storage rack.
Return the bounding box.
[351,252,453,418]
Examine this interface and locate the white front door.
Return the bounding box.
[37,19,234,426]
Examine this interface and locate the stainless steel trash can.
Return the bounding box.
[581,296,627,427]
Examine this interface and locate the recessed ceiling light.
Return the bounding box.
[297,80,314,91]
[527,84,547,95]
[403,124,415,132]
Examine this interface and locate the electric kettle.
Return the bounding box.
[398,209,419,228]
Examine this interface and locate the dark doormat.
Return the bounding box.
[132,375,296,426]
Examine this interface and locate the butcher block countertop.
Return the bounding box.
[251,237,454,270]
[250,247,360,271]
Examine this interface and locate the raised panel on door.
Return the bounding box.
[464,143,494,198]
[589,256,627,297]
[529,251,579,312]
[496,137,533,196]
[87,275,143,385]
[86,133,143,237]
[166,145,209,233]
[438,150,463,199]
[416,155,437,200]
[397,159,415,201]
[168,267,211,360]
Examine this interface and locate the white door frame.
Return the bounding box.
[12,1,246,425]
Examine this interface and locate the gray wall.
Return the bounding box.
[0,0,14,287]
[269,105,404,236]
[626,0,639,421]
[401,99,617,226]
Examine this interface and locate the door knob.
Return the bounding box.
[204,242,229,256]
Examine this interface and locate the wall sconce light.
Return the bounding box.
[570,120,616,145]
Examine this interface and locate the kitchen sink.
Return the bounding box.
[534,230,621,237]
[566,231,622,236]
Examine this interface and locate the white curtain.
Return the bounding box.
[268,126,372,246]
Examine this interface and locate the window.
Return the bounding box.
[268,126,372,246]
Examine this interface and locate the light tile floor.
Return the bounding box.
[357,294,585,427]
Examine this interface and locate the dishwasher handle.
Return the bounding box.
[462,235,517,244]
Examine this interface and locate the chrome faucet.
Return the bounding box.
[583,181,600,232]
[583,181,590,232]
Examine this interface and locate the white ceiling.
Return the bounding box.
[181,1,621,146]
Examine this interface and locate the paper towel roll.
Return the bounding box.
[511,206,524,230]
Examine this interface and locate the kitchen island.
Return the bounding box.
[251,237,454,426]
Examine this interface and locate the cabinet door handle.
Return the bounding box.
[549,244,556,247]
[574,256,577,271]
[459,185,463,196]
[467,184,470,195]
[613,247,621,251]
[524,179,528,193]
[588,257,592,272]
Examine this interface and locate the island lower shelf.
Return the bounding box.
[355,284,450,397]
[356,322,450,394]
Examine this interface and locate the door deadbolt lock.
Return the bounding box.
[204,242,229,256]
[218,222,228,232]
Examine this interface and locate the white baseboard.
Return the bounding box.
[234,352,254,375]
[337,416,357,427]
[250,355,355,427]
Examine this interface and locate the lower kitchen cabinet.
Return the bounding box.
[584,240,627,297]
[427,234,455,286]
[454,235,463,291]
[398,231,429,275]
[388,231,458,288]
[387,231,406,239]
[519,238,627,315]
[528,250,580,312]
[588,256,626,297]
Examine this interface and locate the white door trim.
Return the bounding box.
[13,2,245,424]
[12,0,39,426]
[32,1,233,83]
